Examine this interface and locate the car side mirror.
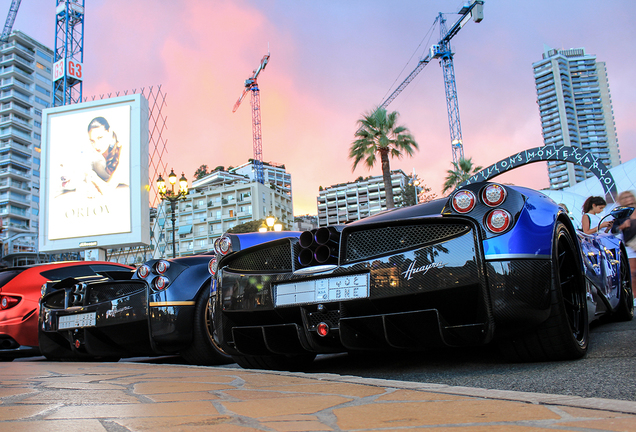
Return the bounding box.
[610,206,634,221]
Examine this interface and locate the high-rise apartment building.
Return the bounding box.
[533,47,620,190]
[0,31,53,266]
[317,170,408,227]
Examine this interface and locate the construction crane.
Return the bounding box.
[53,0,85,106]
[0,0,21,43]
[233,52,270,185]
[380,1,484,164]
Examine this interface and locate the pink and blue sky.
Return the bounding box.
[13,0,636,215]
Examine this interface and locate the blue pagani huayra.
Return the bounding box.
[39,231,298,364]
[213,182,634,370]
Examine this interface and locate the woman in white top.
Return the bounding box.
[581,196,613,234]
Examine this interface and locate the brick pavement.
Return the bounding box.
[0,361,635,431]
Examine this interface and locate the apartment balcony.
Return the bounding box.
[1,76,32,93]
[1,53,35,72]
[0,65,35,83]
[1,40,35,57]
[0,180,30,193]
[0,167,30,181]
[0,114,32,132]
[0,154,30,170]
[0,138,30,155]
[0,89,32,107]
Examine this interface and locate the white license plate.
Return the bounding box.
[58,312,96,329]
[275,274,369,307]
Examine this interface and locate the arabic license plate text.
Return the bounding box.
[58,312,96,329]
[275,274,369,307]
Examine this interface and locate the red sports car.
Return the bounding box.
[0,261,133,361]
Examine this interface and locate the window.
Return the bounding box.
[36,73,52,85]
[34,133,41,140]
[34,121,41,128]
[34,96,50,108]
[35,84,51,96]
[36,50,52,62]
[32,208,39,216]
[34,109,42,117]
[35,62,51,73]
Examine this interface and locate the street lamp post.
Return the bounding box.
[259,213,283,232]
[411,178,420,204]
[157,169,188,258]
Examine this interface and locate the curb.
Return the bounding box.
[183,364,636,415]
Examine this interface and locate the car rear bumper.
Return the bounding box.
[215,225,553,356]
[40,281,151,358]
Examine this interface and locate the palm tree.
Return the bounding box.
[442,157,483,194]
[349,108,418,209]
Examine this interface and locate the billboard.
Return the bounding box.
[40,94,149,252]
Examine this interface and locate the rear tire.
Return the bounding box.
[181,289,233,366]
[232,353,316,371]
[614,249,634,322]
[499,222,588,361]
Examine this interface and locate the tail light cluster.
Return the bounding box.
[452,183,512,234]
[298,227,341,267]
[136,260,171,291]
[0,295,20,310]
[213,235,233,256]
[208,255,217,276]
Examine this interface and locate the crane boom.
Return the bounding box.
[233,53,270,184]
[380,56,431,109]
[1,0,21,43]
[378,1,483,164]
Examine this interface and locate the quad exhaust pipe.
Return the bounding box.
[298,226,342,267]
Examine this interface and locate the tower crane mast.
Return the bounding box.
[233,53,270,185]
[53,0,85,106]
[380,1,484,164]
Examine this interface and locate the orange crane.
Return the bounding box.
[233,53,270,184]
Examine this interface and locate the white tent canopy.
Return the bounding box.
[541,157,636,229]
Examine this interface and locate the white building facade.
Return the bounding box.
[231,161,292,197]
[533,47,621,190]
[154,168,293,257]
[0,31,54,265]
[317,170,408,227]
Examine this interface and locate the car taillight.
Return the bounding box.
[485,209,512,233]
[482,184,507,207]
[155,260,170,275]
[218,236,232,255]
[208,256,217,276]
[452,190,476,213]
[154,276,170,291]
[137,264,151,279]
[0,295,20,310]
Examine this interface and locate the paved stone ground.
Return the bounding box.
[1,361,635,431]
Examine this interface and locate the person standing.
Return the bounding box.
[616,191,636,301]
[581,196,613,234]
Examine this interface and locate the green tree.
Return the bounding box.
[442,157,483,194]
[349,107,418,209]
[194,164,209,180]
